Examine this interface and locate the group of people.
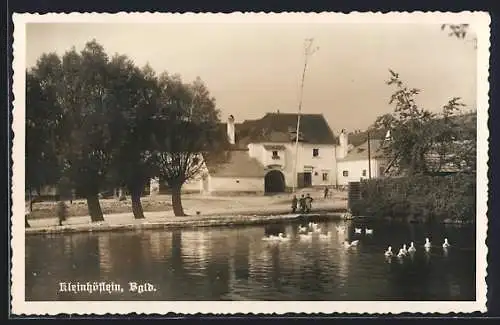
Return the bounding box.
[291,193,314,214]
[290,186,332,214]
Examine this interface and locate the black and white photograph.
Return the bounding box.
[11,12,489,314]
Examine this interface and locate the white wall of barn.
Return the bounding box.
[206,175,264,193]
[336,158,387,186]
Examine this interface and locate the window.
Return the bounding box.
[272,150,280,160]
[322,173,329,181]
[362,169,367,177]
[312,148,319,157]
[343,170,349,177]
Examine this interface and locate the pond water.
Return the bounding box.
[25,219,476,301]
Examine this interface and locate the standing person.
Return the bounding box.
[299,194,306,213]
[305,193,314,213]
[291,195,298,213]
[56,201,68,226]
[324,186,329,199]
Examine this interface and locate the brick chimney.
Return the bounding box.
[227,115,235,145]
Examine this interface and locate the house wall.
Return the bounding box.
[206,176,264,194]
[249,142,337,188]
[182,177,203,193]
[336,158,388,185]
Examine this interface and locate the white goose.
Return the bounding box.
[442,238,451,248]
[401,244,408,255]
[397,248,406,258]
[408,242,417,253]
[298,225,308,233]
[354,228,362,234]
[384,246,393,257]
[344,240,359,248]
[310,222,319,228]
[365,228,374,235]
[424,237,432,249]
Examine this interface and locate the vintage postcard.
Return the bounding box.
[11,12,490,315]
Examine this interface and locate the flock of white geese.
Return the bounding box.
[384,237,451,260]
[262,221,452,259]
[262,221,373,248]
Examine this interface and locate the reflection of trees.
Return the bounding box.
[71,235,101,279]
[26,236,69,300]
[171,230,184,275]
[270,246,282,289]
[206,234,230,299]
[148,231,164,260]
[107,233,151,281]
[97,235,112,275]
[181,230,210,272]
[233,234,250,280]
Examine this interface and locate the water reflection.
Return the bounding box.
[25,220,475,301]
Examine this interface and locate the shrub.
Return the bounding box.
[350,173,476,223]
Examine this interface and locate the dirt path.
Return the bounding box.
[26,190,348,235]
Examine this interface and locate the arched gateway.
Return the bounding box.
[264,170,286,193]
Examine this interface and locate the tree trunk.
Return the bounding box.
[86,194,105,222]
[131,189,145,219]
[28,186,34,211]
[171,184,186,216]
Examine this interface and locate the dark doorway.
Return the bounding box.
[265,170,286,193]
[297,172,312,188]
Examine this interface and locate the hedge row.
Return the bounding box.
[350,173,476,222]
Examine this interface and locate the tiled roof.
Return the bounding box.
[263,144,286,150]
[204,149,266,178]
[339,139,387,162]
[231,113,337,146]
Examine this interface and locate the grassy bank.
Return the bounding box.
[28,196,175,219]
[350,173,476,223]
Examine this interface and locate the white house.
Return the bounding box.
[336,133,389,186]
[233,112,338,193]
[161,112,339,195]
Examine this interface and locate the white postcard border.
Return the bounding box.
[11,11,490,315]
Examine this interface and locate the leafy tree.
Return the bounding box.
[56,40,115,222]
[374,70,475,176]
[28,39,228,220]
[441,24,477,49]
[26,54,65,208]
[150,74,225,216]
[441,24,469,39]
[105,57,160,219]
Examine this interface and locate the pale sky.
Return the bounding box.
[26,22,477,133]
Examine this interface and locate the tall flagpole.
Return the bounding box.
[367,131,372,179]
[292,38,319,193]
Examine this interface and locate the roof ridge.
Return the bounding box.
[265,112,323,116]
